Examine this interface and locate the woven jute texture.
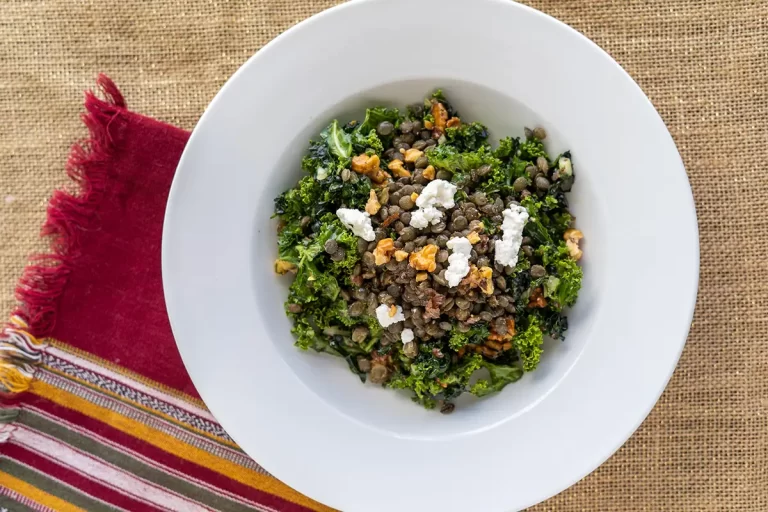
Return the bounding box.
[1,0,766,510]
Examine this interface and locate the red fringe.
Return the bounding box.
[12,74,126,338]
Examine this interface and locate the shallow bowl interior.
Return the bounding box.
[256,77,604,438]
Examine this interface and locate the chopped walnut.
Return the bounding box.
[466,231,481,244]
[431,101,449,136]
[410,192,419,202]
[404,148,424,163]
[388,304,398,318]
[373,238,396,265]
[274,259,297,275]
[461,265,494,295]
[351,153,389,184]
[422,165,435,180]
[564,228,584,261]
[416,272,428,282]
[394,250,409,262]
[409,244,438,272]
[388,159,411,177]
[446,117,461,128]
[487,318,516,342]
[365,189,381,215]
[528,287,548,308]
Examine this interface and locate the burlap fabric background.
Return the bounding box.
[1,0,766,510]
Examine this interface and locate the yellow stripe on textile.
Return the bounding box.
[0,317,45,394]
[30,380,335,512]
[0,470,86,512]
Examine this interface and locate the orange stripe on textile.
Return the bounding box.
[0,470,86,512]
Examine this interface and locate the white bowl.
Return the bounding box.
[162,0,699,510]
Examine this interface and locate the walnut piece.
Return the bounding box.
[274,259,297,275]
[431,101,449,136]
[394,250,409,262]
[365,189,381,215]
[387,159,411,178]
[373,238,396,265]
[404,148,424,163]
[409,244,438,272]
[422,165,435,180]
[487,318,516,342]
[416,272,428,282]
[563,228,584,261]
[446,117,461,128]
[461,265,494,295]
[466,231,481,244]
[528,287,548,308]
[351,153,389,184]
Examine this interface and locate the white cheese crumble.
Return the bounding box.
[494,205,529,267]
[409,179,457,228]
[415,179,457,209]
[401,328,414,344]
[375,304,405,328]
[445,237,472,287]
[409,206,442,229]
[336,208,375,241]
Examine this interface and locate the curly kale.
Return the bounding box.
[448,323,490,350]
[470,361,524,397]
[519,137,548,161]
[320,120,352,162]
[537,243,583,311]
[445,122,489,152]
[521,195,573,245]
[356,107,401,146]
[426,145,502,185]
[389,349,484,408]
[513,318,544,372]
[351,129,384,156]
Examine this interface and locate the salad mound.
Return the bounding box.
[273,91,584,413]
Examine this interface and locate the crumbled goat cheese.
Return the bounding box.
[336,208,376,241]
[409,206,443,229]
[409,179,457,228]
[445,237,472,287]
[376,304,405,328]
[401,328,414,344]
[415,179,457,209]
[494,205,529,267]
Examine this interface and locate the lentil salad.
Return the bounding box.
[273,91,584,413]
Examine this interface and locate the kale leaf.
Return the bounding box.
[445,122,489,152]
[470,361,524,397]
[513,318,544,372]
[448,323,490,350]
[320,120,352,162]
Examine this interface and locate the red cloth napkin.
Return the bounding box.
[0,75,330,512]
[15,77,197,397]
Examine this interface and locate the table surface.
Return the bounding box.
[1,1,766,510]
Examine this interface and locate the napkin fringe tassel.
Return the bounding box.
[1,74,125,395]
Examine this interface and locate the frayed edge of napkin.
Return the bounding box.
[0,74,125,394]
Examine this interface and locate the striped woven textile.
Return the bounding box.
[0,77,333,512]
